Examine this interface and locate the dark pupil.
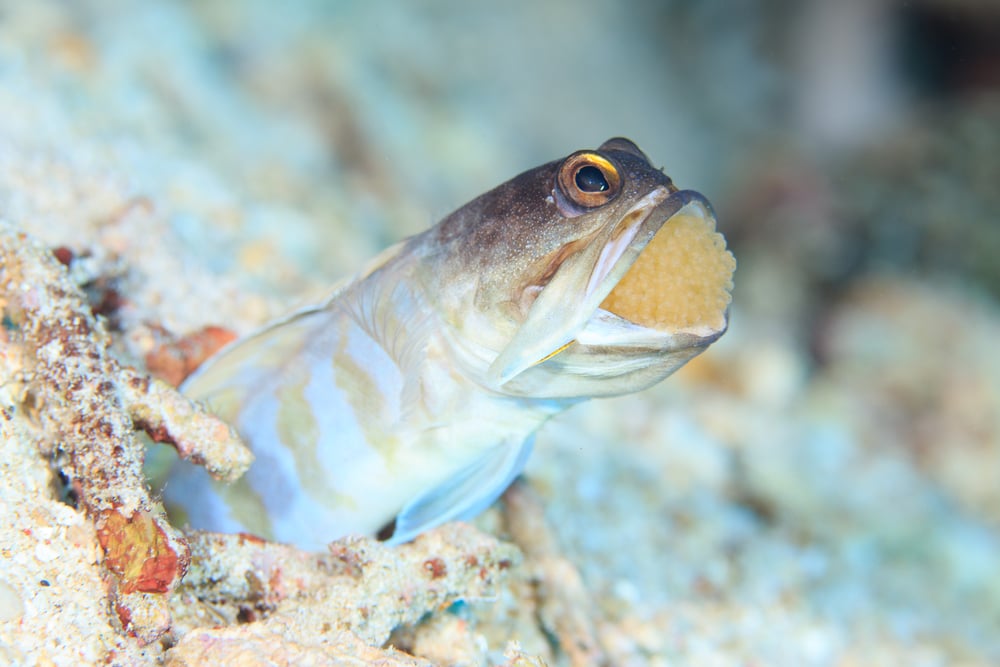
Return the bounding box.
[575,165,609,193]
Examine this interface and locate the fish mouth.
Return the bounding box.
[588,192,736,341]
[488,188,735,386]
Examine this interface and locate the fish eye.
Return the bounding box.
[575,165,609,192]
[557,152,622,210]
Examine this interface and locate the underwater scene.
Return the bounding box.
[0,1,998,665]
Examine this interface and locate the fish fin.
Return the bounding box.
[387,437,536,545]
[182,240,411,417]
[181,305,332,422]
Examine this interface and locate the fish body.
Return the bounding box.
[165,138,736,549]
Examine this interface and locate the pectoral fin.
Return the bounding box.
[387,437,535,545]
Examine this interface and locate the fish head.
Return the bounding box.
[420,137,736,399]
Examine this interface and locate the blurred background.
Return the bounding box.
[1,0,998,664]
[3,0,997,299]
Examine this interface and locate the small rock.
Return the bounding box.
[0,580,25,621]
[33,542,58,563]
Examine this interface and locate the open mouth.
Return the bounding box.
[489,190,735,386]
[598,206,735,334]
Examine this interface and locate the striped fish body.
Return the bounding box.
[167,248,567,549]
[165,138,735,549]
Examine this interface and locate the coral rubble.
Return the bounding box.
[168,525,520,664]
[0,221,252,649]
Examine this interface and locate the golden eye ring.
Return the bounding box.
[556,152,622,209]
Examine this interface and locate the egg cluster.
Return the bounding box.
[600,213,735,331]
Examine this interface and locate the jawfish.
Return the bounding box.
[165,138,736,549]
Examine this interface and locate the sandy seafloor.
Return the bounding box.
[1,1,999,665]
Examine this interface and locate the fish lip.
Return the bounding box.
[575,305,729,351]
[488,188,721,387]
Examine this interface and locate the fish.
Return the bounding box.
[163,138,736,550]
